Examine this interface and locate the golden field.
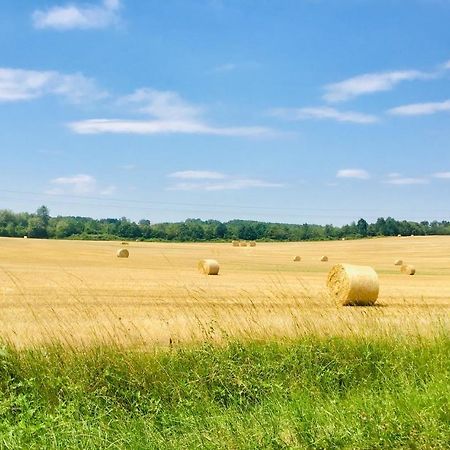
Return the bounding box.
[0,236,449,348]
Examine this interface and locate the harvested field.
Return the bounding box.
[0,236,449,348]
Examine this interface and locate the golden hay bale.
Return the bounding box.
[401,264,416,275]
[232,240,240,247]
[320,256,328,262]
[249,241,256,247]
[23,236,28,239]
[117,248,129,258]
[327,263,379,306]
[394,259,403,266]
[293,256,301,262]
[198,259,220,275]
[239,241,248,247]
[121,242,129,245]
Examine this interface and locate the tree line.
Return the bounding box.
[1,206,450,242]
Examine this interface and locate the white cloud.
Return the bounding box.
[32,0,121,30]
[69,88,274,137]
[323,70,431,103]
[433,172,450,179]
[47,174,115,195]
[387,99,450,116]
[271,106,378,124]
[0,68,106,103]
[444,60,450,70]
[119,164,136,170]
[168,178,284,191]
[336,169,370,180]
[169,170,227,180]
[385,176,428,185]
[211,63,238,73]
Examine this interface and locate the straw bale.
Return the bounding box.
[198,259,220,275]
[117,248,129,258]
[401,264,416,275]
[327,263,379,306]
[394,259,403,266]
[320,256,328,262]
[293,256,301,262]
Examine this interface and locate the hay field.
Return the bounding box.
[0,236,449,347]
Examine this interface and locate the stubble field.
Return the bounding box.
[0,235,448,348]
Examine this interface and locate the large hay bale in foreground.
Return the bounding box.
[239,241,248,247]
[327,263,379,306]
[117,248,129,258]
[198,259,220,275]
[249,241,256,247]
[401,264,416,275]
[293,256,301,262]
[232,240,240,247]
[394,259,403,266]
[320,256,328,262]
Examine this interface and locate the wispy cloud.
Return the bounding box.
[209,62,260,74]
[168,179,284,191]
[32,0,121,30]
[336,169,370,180]
[387,99,450,116]
[271,106,378,124]
[384,174,428,185]
[0,68,106,103]
[169,170,227,180]
[46,174,115,195]
[433,171,450,179]
[210,63,238,73]
[323,70,432,103]
[69,88,274,137]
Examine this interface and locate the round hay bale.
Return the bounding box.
[320,256,328,262]
[401,264,416,275]
[121,242,129,245]
[117,248,129,258]
[239,241,248,247]
[232,240,240,247]
[198,259,220,275]
[397,234,402,237]
[394,259,403,266]
[249,241,256,247]
[327,263,379,306]
[293,256,301,262]
[23,235,28,239]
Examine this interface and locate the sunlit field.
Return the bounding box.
[0,236,448,348]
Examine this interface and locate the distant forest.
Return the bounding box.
[1,206,450,242]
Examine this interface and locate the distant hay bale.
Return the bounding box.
[293,256,301,262]
[198,259,220,275]
[341,238,346,241]
[320,256,328,262]
[239,241,248,247]
[23,236,28,239]
[121,242,129,245]
[401,264,416,275]
[397,234,402,237]
[117,248,129,258]
[394,259,403,266]
[249,241,256,247]
[327,263,379,306]
[232,240,240,247]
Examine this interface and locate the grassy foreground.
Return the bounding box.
[0,336,448,449]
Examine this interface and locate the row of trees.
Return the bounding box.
[1,206,450,242]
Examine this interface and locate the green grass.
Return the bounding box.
[0,335,448,449]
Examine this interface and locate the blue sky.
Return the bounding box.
[1,0,449,225]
